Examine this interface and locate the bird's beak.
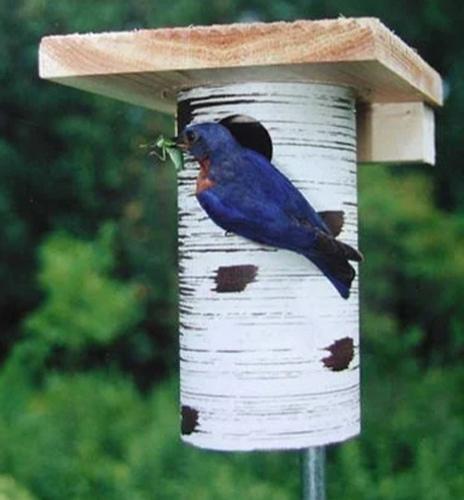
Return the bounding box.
[173,134,189,151]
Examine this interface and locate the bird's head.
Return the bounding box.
[175,123,236,161]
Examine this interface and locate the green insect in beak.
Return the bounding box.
[149,135,184,171]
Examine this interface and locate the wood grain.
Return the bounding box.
[39,18,442,165]
[39,18,442,109]
[357,102,435,164]
[177,82,360,451]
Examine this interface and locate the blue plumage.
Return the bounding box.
[176,122,362,299]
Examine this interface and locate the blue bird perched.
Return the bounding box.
[176,122,363,299]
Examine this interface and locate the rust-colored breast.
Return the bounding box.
[196,158,216,194]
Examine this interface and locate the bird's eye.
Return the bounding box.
[186,130,198,143]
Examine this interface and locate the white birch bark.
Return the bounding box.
[177,82,360,451]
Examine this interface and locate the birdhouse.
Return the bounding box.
[39,18,442,454]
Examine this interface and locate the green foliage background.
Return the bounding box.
[1,1,463,498]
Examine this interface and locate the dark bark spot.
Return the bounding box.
[213,265,258,293]
[317,210,345,237]
[322,337,354,371]
[181,405,199,435]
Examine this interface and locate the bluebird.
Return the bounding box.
[176,122,362,299]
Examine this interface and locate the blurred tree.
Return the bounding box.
[24,224,142,351]
[359,167,464,363]
[0,475,36,500]
[0,0,180,381]
[1,0,464,498]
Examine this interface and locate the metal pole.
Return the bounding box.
[301,446,326,500]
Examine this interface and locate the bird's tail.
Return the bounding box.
[303,252,356,299]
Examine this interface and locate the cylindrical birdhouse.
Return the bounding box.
[177,82,359,450]
[39,16,442,455]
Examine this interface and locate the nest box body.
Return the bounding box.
[39,18,442,451]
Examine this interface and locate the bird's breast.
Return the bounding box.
[196,158,216,194]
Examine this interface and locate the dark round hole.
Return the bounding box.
[219,115,273,161]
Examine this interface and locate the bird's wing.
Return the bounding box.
[239,149,332,234]
[197,185,316,251]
